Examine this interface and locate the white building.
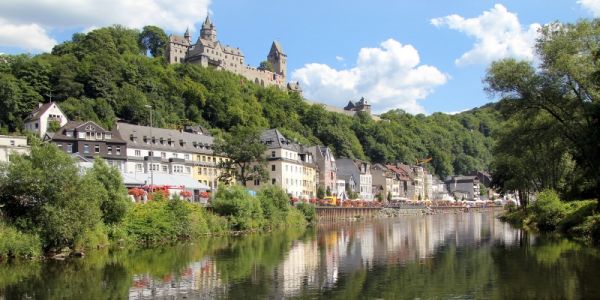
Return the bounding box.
[0,135,29,163]
[24,102,68,138]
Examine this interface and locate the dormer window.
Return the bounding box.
[105,133,111,140]
[66,130,73,137]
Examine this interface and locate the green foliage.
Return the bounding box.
[138,25,168,57]
[212,185,264,230]
[0,223,42,258]
[296,202,316,224]
[257,60,274,72]
[326,186,332,196]
[530,190,566,231]
[214,126,267,185]
[316,185,326,200]
[87,158,130,224]
[47,120,61,133]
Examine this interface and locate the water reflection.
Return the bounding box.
[2,211,600,299]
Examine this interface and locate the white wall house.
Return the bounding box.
[24,102,68,138]
[0,135,29,163]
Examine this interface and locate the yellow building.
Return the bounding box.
[193,153,230,191]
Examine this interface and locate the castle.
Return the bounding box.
[167,15,287,88]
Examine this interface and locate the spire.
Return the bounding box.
[184,27,190,38]
[203,14,212,27]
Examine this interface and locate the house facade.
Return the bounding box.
[445,176,480,201]
[0,135,29,163]
[247,129,317,198]
[50,121,127,170]
[336,158,373,201]
[308,145,337,195]
[371,164,395,201]
[24,102,68,138]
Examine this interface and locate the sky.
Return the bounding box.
[0,0,598,114]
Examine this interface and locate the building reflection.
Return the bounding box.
[127,212,524,299]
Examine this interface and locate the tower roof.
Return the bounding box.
[203,14,213,28]
[184,27,190,38]
[269,41,285,56]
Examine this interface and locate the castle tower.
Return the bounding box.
[267,41,287,77]
[184,27,191,44]
[200,15,217,42]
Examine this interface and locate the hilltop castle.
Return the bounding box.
[167,15,287,88]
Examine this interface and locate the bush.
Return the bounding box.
[0,223,42,258]
[74,224,109,251]
[530,190,565,231]
[212,185,264,231]
[257,185,291,228]
[285,208,308,227]
[296,202,316,224]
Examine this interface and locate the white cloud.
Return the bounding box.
[0,0,211,52]
[292,39,448,114]
[431,4,541,66]
[579,0,600,16]
[0,18,57,52]
[335,55,344,61]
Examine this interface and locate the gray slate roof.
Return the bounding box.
[260,129,300,151]
[116,122,214,154]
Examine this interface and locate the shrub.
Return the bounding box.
[257,185,290,228]
[285,208,308,227]
[212,185,264,231]
[74,224,109,251]
[296,202,316,224]
[530,190,565,231]
[0,223,42,258]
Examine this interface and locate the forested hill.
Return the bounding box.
[0,25,503,178]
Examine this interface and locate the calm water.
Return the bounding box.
[2,211,600,299]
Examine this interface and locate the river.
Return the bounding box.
[1,210,600,299]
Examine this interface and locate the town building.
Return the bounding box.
[308,145,337,195]
[116,122,228,189]
[445,175,480,201]
[336,158,373,201]
[0,135,29,163]
[24,102,68,138]
[247,129,317,198]
[386,164,412,200]
[167,15,287,88]
[371,164,395,201]
[49,121,127,170]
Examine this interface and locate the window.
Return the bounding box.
[184,154,190,160]
[105,133,111,140]
[271,165,276,171]
[212,157,216,163]
[203,168,207,175]
[272,178,276,184]
[83,144,90,154]
[107,145,112,155]
[254,179,260,186]
[66,131,73,137]
[9,140,15,146]
[173,153,178,159]
[94,144,100,153]
[78,132,86,139]
[271,151,276,158]
[148,151,153,157]
[185,167,191,173]
[116,146,121,155]
[35,122,39,129]
[202,156,206,162]
[162,165,168,172]
[67,144,73,153]
[136,164,142,172]
[161,152,166,158]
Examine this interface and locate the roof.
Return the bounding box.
[51,121,126,143]
[117,122,214,154]
[336,158,359,177]
[386,164,412,181]
[120,171,210,190]
[25,102,64,122]
[260,129,300,151]
[169,34,190,46]
[270,41,284,55]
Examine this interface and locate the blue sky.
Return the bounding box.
[0,0,597,114]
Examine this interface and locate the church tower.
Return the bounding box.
[200,15,217,42]
[184,27,191,44]
[267,41,287,77]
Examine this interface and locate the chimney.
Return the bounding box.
[38,103,43,108]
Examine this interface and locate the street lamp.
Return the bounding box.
[145,104,154,192]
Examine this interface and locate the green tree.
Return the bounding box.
[214,126,267,186]
[139,25,168,57]
[485,19,600,206]
[257,60,274,72]
[87,158,130,224]
[316,185,326,200]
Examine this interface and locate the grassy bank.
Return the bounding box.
[500,190,600,243]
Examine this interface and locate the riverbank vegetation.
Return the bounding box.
[0,142,314,259]
[487,19,600,242]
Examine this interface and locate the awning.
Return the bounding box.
[120,171,210,190]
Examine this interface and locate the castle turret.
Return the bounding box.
[184,27,191,44]
[200,15,217,42]
[267,41,287,77]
